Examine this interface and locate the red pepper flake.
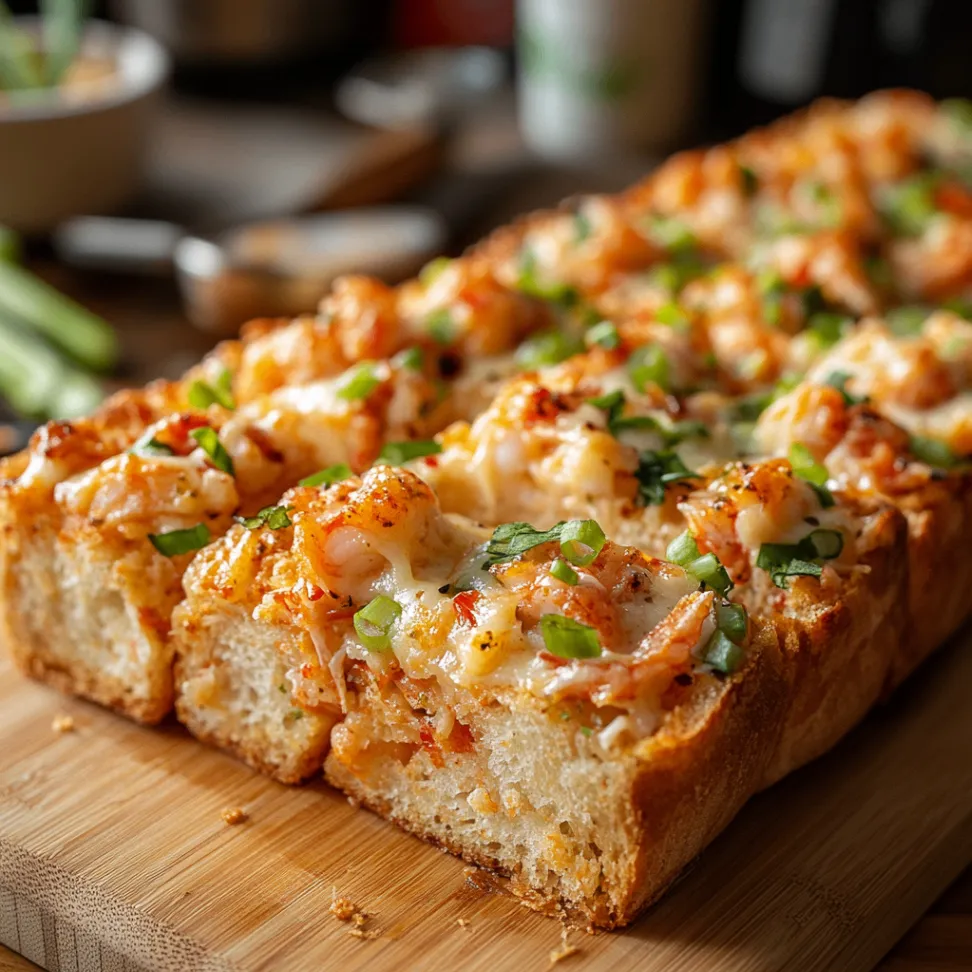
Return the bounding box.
[424,455,439,467]
[305,583,326,602]
[453,589,481,625]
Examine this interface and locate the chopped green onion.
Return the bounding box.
[715,602,747,643]
[666,531,700,566]
[539,614,601,659]
[645,215,696,254]
[886,305,930,336]
[701,629,745,674]
[757,271,787,326]
[655,302,691,330]
[628,344,670,392]
[943,297,972,321]
[644,254,707,294]
[586,320,621,350]
[516,248,579,306]
[336,361,381,401]
[419,256,452,287]
[610,414,708,447]
[910,435,956,469]
[236,504,293,530]
[756,529,844,588]
[189,427,234,476]
[587,389,626,425]
[739,164,758,197]
[149,523,211,557]
[515,330,583,370]
[353,595,402,651]
[878,173,940,237]
[188,369,235,410]
[789,442,834,507]
[425,308,456,344]
[129,434,174,458]
[378,440,442,465]
[685,553,734,597]
[549,559,579,585]
[823,370,868,406]
[299,463,352,488]
[394,346,425,371]
[573,210,593,243]
[0,259,118,371]
[808,312,853,348]
[559,519,606,567]
[482,520,568,568]
[635,450,700,506]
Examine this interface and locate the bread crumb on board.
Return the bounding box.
[51,714,75,733]
[220,807,248,826]
[549,926,581,966]
[331,887,380,939]
[457,917,471,929]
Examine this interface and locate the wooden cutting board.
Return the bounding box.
[0,629,970,972]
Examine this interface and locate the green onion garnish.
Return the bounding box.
[635,450,700,506]
[189,427,234,476]
[758,271,787,326]
[666,531,700,565]
[886,305,930,336]
[909,435,956,469]
[789,442,834,507]
[236,505,293,530]
[353,595,402,651]
[378,440,442,465]
[299,463,352,488]
[756,529,844,588]
[425,308,456,344]
[701,629,746,674]
[129,433,174,458]
[684,553,734,597]
[515,247,579,306]
[419,257,451,287]
[149,523,211,557]
[823,370,868,406]
[573,210,593,243]
[878,173,940,237]
[628,344,670,392]
[539,614,601,659]
[645,215,696,254]
[395,346,425,371]
[515,330,584,370]
[586,321,621,350]
[715,601,747,643]
[187,368,235,410]
[337,361,381,401]
[559,519,606,567]
[739,164,758,197]
[808,312,853,349]
[610,414,709,446]
[587,389,626,425]
[549,559,579,585]
[655,302,691,330]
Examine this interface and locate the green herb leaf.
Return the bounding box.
[559,519,606,567]
[756,529,844,588]
[610,414,708,447]
[299,463,352,488]
[149,523,211,557]
[878,173,940,237]
[425,308,456,344]
[587,389,626,425]
[378,440,442,465]
[516,247,579,306]
[789,442,834,507]
[909,435,956,469]
[394,346,425,371]
[823,370,868,406]
[482,521,567,568]
[586,320,621,350]
[573,210,593,243]
[645,215,696,254]
[628,344,670,392]
[886,305,930,336]
[236,504,293,530]
[807,312,853,349]
[739,164,758,197]
[684,553,734,597]
[634,450,700,506]
[419,257,452,287]
[187,369,235,410]
[758,271,787,325]
[655,302,691,330]
[515,330,584,370]
[336,361,382,401]
[189,427,234,476]
[128,433,174,458]
[539,614,601,659]
[666,531,700,566]
[715,601,747,643]
[701,629,745,674]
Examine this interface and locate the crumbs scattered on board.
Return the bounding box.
[51,714,75,733]
[220,807,248,826]
[331,887,380,940]
[457,917,471,929]
[549,926,581,966]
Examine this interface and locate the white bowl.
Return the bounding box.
[0,20,170,235]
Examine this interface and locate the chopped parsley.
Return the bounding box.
[189,427,234,476]
[187,369,235,410]
[634,450,700,506]
[236,505,293,530]
[149,523,211,557]
[756,529,844,588]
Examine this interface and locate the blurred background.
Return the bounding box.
[1,0,972,445]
